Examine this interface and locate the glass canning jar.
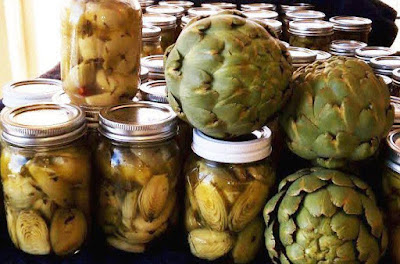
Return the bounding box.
[143,13,177,51]
[243,10,278,20]
[185,128,275,263]
[187,7,219,18]
[370,56,400,77]
[201,2,236,10]
[329,40,367,57]
[1,103,91,256]
[280,5,316,41]
[159,1,194,14]
[241,3,276,11]
[329,16,372,43]
[146,5,185,38]
[287,47,317,70]
[355,47,397,64]
[141,55,165,81]
[392,69,400,97]
[96,102,180,253]
[289,19,334,51]
[61,0,142,107]
[141,25,163,58]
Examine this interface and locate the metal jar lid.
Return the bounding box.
[355,46,397,63]
[288,47,317,65]
[393,68,400,84]
[1,103,86,147]
[99,102,177,143]
[280,41,290,48]
[187,7,220,17]
[377,74,393,86]
[259,19,282,33]
[329,40,367,57]
[141,55,164,80]
[140,66,149,84]
[143,13,177,29]
[385,129,400,173]
[370,56,400,76]
[329,16,372,32]
[146,5,185,19]
[139,80,168,104]
[241,3,276,11]
[159,1,194,11]
[280,3,314,14]
[142,25,161,42]
[201,2,236,10]
[285,10,325,21]
[314,50,332,61]
[52,90,71,104]
[3,79,63,108]
[181,15,192,27]
[289,19,333,36]
[192,127,272,163]
[243,10,278,20]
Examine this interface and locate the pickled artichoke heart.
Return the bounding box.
[122,190,139,228]
[26,162,73,207]
[382,167,400,224]
[188,229,234,261]
[231,217,264,264]
[3,174,42,209]
[6,206,19,247]
[194,181,228,231]
[33,198,57,222]
[165,13,293,139]
[63,61,96,95]
[228,180,270,232]
[16,210,50,255]
[99,183,122,230]
[74,187,90,219]
[280,57,394,169]
[264,167,388,264]
[138,174,170,221]
[185,206,202,232]
[107,236,146,253]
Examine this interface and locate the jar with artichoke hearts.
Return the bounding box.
[329,40,367,57]
[392,69,400,97]
[1,103,91,256]
[96,102,180,253]
[287,46,317,70]
[141,55,165,81]
[201,2,236,10]
[329,16,372,43]
[370,56,400,77]
[61,0,142,107]
[185,128,276,263]
[159,1,194,14]
[146,5,185,38]
[355,46,397,64]
[143,13,177,51]
[289,19,334,51]
[187,7,219,18]
[241,3,276,11]
[141,25,163,58]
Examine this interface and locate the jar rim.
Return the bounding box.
[370,56,400,71]
[201,2,236,9]
[187,7,220,17]
[288,47,317,64]
[143,13,177,27]
[146,5,185,18]
[141,55,164,73]
[329,40,367,55]
[243,10,278,20]
[329,16,372,31]
[139,80,168,104]
[241,3,276,11]
[285,10,325,20]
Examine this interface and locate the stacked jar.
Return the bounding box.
[146,5,185,38]
[96,102,180,253]
[61,0,142,107]
[1,103,91,256]
[287,47,317,70]
[141,25,163,58]
[355,46,397,64]
[329,16,372,43]
[329,40,367,57]
[143,13,177,51]
[279,4,315,41]
[185,128,276,263]
[141,55,165,81]
[241,3,276,11]
[289,19,334,51]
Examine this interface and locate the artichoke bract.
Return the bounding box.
[264,167,388,264]
[165,12,293,138]
[280,56,394,168]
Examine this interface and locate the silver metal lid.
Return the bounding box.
[1,103,86,147]
[140,66,149,84]
[143,13,177,28]
[377,74,393,86]
[146,5,185,19]
[370,56,400,76]
[393,68,400,83]
[187,7,220,17]
[181,15,192,27]
[329,16,372,32]
[314,50,332,61]
[201,2,236,10]
[99,102,177,143]
[259,19,282,33]
[329,40,367,57]
[241,3,276,11]
[142,24,161,41]
[3,79,63,108]
[159,1,194,11]
[139,80,168,104]
[289,19,333,36]
[141,55,164,74]
[243,10,278,20]
[355,47,397,62]
[288,47,317,64]
[281,3,314,13]
[385,129,400,172]
[285,10,325,21]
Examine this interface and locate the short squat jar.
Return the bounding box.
[329,16,372,44]
[143,13,177,51]
[141,25,163,58]
[185,128,276,263]
[289,19,334,51]
[1,103,91,256]
[96,102,180,253]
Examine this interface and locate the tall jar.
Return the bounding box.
[329,16,372,43]
[289,19,334,51]
[1,103,91,256]
[61,0,142,107]
[185,128,276,263]
[141,55,165,81]
[146,5,185,38]
[143,13,176,51]
[329,40,367,57]
[96,103,180,253]
[141,25,163,57]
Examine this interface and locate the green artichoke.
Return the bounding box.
[263,167,388,264]
[280,56,394,168]
[165,12,293,139]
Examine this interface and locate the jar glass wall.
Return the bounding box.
[329,16,372,44]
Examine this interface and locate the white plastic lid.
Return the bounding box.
[3,79,63,108]
[192,127,272,164]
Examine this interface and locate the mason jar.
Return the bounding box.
[143,13,176,51]
[284,10,325,41]
[260,19,282,39]
[392,69,400,97]
[187,7,220,18]
[370,56,400,77]
[1,103,91,256]
[243,10,278,20]
[96,102,180,253]
[139,0,153,13]
[289,20,334,51]
[141,55,165,81]
[140,66,149,84]
[185,128,276,263]
[141,25,163,58]
[159,1,194,14]
[287,47,317,70]
[146,5,185,38]
[329,40,367,57]
[314,50,332,61]
[355,46,397,64]
[61,0,142,107]
[201,2,236,10]
[241,3,276,11]
[280,4,315,41]
[329,16,372,43]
